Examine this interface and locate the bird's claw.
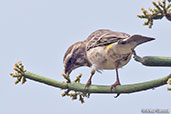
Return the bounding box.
[84,80,92,98]
[114,93,120,98]
[84,80,92,90]
[110,81,121,98]
[110,81,120,92]
[85,80,91,88]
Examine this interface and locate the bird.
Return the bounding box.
[63,29,155,97]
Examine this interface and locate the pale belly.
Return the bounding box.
[87,47,132,70]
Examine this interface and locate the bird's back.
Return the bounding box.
[86,29,130,51]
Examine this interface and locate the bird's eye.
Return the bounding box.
[67,58,76,64]
[68,59,72,64]
[120,41,127,44]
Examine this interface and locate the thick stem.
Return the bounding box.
[134,55,171,67]
[23,71,171,94]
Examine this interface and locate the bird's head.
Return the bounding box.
[63,41,91,76]
[115,34,155,54]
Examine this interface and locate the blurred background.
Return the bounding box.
[1,0,170,114]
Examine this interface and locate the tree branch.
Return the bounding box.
[21,71,171,94]
[134,55,171,67]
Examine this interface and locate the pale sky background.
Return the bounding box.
[1,0,171,114]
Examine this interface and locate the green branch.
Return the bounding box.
[134,55,171,67]
[21,71,171,94]
[10,60,171,103]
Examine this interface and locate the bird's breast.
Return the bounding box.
[87,46,132,70]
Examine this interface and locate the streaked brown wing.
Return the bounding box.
[86,29,130,51]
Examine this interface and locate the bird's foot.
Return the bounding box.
[110,81,121,98]
[83,80,92,98]
[84,80,92,89]
[110,81,120,91]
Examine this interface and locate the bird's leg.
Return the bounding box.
[110,68,121,91]
[85,69,95,88]
[110,66,121,98]
[83,70,95,98]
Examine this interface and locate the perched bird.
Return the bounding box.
[63,29,155,97]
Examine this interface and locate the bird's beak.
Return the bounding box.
[127,34,155,47]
